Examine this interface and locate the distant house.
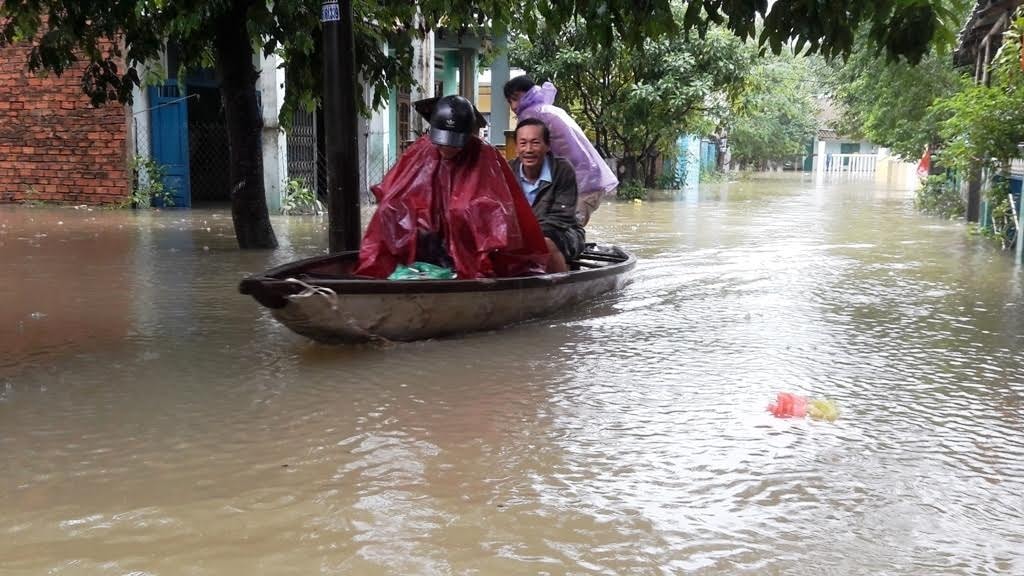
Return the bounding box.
[813,97,879,174]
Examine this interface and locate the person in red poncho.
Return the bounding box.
[356,95,550,279]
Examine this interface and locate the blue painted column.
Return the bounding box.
[675,135,700,190]
[441,52,459,96]
[489,33,510,147]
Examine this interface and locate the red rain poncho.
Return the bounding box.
[356,135,549,279]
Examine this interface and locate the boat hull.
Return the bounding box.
[240,246,634,343]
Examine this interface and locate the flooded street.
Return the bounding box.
[2,175,1023,574]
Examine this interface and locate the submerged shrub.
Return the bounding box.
[915,175,964,219]
[616,180,646,201]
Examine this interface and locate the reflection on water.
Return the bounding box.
[2,176,1023,575]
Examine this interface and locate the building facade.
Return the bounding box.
[0,42,130,205]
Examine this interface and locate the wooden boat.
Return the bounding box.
[238,245,635,343]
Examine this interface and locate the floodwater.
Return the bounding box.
[2,175,1023,575]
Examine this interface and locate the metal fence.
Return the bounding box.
[132,115,231,203]
[283,108,397,204]
[362,127,394,201]
[286,108,321,194]
[188,120,230,202]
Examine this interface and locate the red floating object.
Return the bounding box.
[768,392,808,418]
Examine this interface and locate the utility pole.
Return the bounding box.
[321,0,361,252]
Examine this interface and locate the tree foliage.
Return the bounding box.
[830,48,963,160]
[934,81,1024,173]
[0,0,966,249]
[0,0,967,128]
[932,10,1024,173]
[726,52,820,168]
[511,19,750,185]
[689,0,968,64]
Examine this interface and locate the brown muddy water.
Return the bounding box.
[1,175,1022,575]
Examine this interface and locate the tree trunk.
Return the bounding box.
[215,5,278,249]
[644,153,658,188]
[714,132,728,172]
[620,156,639,183]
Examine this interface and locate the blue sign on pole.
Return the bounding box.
[321,2,340,22]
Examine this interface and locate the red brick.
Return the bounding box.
[0,41,130,205]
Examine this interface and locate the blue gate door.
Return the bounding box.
[148,82,191,207]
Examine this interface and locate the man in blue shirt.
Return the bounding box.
[510,118,586,273]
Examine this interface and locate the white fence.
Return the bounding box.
[825,153,877,173]
[1009,158,1024,177]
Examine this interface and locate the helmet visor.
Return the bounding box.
[429,127,469,148]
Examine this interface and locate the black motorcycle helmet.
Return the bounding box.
[428,95,477,148]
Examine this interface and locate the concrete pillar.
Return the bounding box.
[459,48,477,103]
[129,81,149,158]
[258,52,288,213]
[412,31,434,102]
[356,83,371,199]
[411,32,434,135]
[489,33,510,147]
[816,140,826,177]
[365,82,390,189]
[129,79,152,192]
[388,88,398,165]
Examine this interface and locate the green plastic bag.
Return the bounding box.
[808,398,840,422]
[388,262,457,281]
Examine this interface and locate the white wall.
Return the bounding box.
[258,53,288,213]
[822,140,878,155]
[130,83,150,160]
[367,88,391,191]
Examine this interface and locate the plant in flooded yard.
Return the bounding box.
[915,174,964,219]
[616,180,647,202]
[699,167,729,183]
[982,179,1018,250]
[655,169,684,190]
[20,185,43,207]
[281,179,323,216]
[125,155,175,209]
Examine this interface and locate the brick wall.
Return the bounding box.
[0,43,130,205]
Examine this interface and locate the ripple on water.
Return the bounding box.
[2,184,1024,574]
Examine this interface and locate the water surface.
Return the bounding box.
[2,175,1022,575]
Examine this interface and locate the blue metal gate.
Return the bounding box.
[148,82,191,207]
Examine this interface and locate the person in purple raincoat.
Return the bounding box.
[503,75,618,226]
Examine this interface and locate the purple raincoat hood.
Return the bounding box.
[514,82,558,114]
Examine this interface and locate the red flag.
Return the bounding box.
[916,145,930,179]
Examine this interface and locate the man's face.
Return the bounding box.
[436,144,462,160]
[507,91,525,114]
[516,124,548,171]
